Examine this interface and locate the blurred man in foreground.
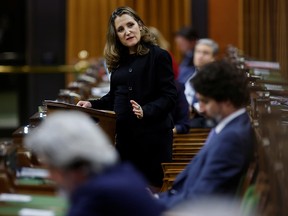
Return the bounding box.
[24,111,164,216]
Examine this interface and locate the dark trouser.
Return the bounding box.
[116,128,173,187]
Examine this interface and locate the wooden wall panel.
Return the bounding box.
[275,0,288,78]
[243,0,288,78]
[159,0,170,40]
[66,0,191,64]
[183,0,192,28]
[208,0,243,57]
[172,0,181,32]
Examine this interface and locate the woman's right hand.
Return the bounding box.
[76,101,92,108]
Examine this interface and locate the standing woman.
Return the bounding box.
[77,7,177,190]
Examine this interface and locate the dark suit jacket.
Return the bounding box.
[178,51,194,84]
[172,81,190,134]
[177,65,195,84]
[158,112,254,209]
[67,163,165,216]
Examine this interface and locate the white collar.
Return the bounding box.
[215,108,246,134]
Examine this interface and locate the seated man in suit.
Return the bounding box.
[185,38,219,128]
[157,60,255,209]
[175,26,199,84]
[24,111,165,216]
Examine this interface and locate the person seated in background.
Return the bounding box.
[185,38,219,128]
[174,26,198,84]
[24,111,165,216]
[149,26,190,134]
[172,81,190,134]
[156,60,255,209]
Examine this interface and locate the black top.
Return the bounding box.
[113,54,137,119]
[90,44,177,131]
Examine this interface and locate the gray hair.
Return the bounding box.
[196,38,219,56]
[24,111,118,173]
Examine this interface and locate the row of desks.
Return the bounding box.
[239,58,288,215]
[0,100,118,215]
[0,61,114,215]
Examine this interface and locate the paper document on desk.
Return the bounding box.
[19,208,55,216]
[0,193,32,202]
[17,167,49,178]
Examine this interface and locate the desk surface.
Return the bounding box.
[44,100,116,117]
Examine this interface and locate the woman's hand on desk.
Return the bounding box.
[77,101,92,108]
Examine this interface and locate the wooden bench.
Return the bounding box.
[160,128,209,192]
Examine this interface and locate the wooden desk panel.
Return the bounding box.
[44,100,116,144]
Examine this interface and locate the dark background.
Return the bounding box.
[0,0,66,138]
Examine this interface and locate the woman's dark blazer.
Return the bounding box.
[90,44,177,132]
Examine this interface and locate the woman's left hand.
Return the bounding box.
[130,100,143,119]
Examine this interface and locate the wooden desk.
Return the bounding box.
[44,100,116,144]
[29,112,46,127]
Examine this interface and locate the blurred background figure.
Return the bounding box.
[186,38,219,128]
[193,39,219,71]
[174,26,198,84]
[149,26,190,134]
[172,81,190,134]
[24,111,165,216]
[185,38,219,108]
